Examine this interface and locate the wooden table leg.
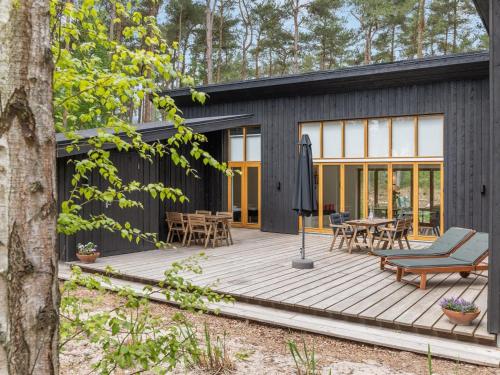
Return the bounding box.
[204,225,212,249]
[367,226,374,252]
[348,226,357,254]
[227,223,233,245]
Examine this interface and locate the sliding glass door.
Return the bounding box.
[302,162,443,239]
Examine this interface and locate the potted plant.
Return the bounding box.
[440,297,480,325]
[76,242,100,263]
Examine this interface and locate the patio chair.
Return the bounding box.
[328,212,366,252]
[374,217,413,251]
[186,214,211,248]
[389,232,489,289]
[216,211,234,245]
[166,212,187,246]
[196,210,211,215]
[373,226,475,270]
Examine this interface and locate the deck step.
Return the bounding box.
[58,264,500,368]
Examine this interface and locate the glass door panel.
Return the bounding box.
[304,165,320,228]
[246,166,260,225]
[231,167,242,223]
[392,164,414,235]
[418,165,441,236]
[368,166,388,218]
[322,165,341,228]
[344,164,364,220]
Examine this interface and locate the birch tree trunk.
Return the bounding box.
[0,1,59,374]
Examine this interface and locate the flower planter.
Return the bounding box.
[76,252,100,263]
[442,308,480,325]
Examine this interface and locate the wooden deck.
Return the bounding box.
[70,228,495,344]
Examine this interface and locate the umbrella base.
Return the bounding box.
[292,258,314,269]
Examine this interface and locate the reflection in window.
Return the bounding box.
[247,166,259,223]
[392,165,414,235]
[418,165,441,236]
[368,119,389,157]
[229,128,244,161]
[303,165,319,228]
[322,165,341,228]
[344,165,364,219]
[231,167,242,222]
[392,118,415,157]
[301,123,321,158]
[368,166,388,218]
[345,121,365,158]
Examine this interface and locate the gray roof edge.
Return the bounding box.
[56,114,254,157]
[166,51,489,98]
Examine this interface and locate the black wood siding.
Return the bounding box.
[488,0,500,334]
[179,79,490,236]
[57,130,225,261]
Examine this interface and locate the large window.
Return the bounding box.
[299,115,444,239]
[229,126,261,161]
[300,115,443,159]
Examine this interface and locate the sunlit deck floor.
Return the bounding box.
[70,228,495,344]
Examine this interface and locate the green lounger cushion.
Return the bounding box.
[389,232,489,269]
[388,257,474,268]
[448,232,489,262]
[373,227,474,258]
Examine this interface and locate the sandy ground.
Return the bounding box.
[60,287,500,375]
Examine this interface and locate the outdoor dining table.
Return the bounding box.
[344,218,395,253]
[182,213,233,247]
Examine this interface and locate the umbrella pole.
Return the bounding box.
[301,213,305,259]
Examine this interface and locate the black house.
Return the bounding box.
[57,50,500,337]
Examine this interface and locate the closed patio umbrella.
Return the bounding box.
[292,134,317,269]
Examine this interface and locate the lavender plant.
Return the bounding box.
[439,297,478,313]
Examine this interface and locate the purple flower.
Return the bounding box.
[440,297,478,313]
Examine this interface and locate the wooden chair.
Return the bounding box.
[186,214,211,248]
[375,217,412,250]
[196,210,211,215]
[166,212,187,246]
[216,211,233,245]
[328,213,366,252]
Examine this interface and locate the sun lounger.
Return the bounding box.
[387,232,489,289]
[373,227,475,270]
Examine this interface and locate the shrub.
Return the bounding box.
[60,255,234,374]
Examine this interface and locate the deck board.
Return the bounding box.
[70,228,495,344]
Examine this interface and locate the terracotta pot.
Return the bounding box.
[442,308,480,325]
[76,252,100,263]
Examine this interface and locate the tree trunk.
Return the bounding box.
[292,0,300,74]
[390,25,396,62]
[0,1,59,374]
[255,36,261,79]
[216,0,224,83]
[364,27,372,64]
[238,0,252,80]
[205,0,216,84]
[109,1,116,41]
[416,0,426,58]
[452,0,458,53]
